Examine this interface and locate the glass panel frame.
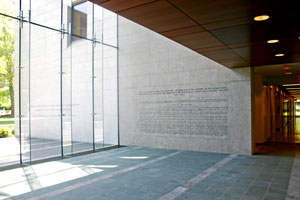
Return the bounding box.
[0,0,119,169]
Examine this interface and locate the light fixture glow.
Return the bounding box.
[286,88,300,90]
[254,15,269,21]
[283,84,300,86]
[267,39,279,43]
[285,72,292,74]
[275,54,284,57]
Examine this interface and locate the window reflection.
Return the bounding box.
[71,1,87,40]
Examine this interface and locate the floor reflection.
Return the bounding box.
[269,117,300,143]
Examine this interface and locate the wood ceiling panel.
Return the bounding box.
[171,31,224,50]
[169,0,252,24]
[91,0,300,68]
[210,25,250,47]
[161,26,204,38]
[232,47,251,62]
[228,42,252,49]
[200,49,242,61]
[92,0,110,4]
[292,53,300,63]
[99,0,156,13]
[195,45,228,53]
[202,17,252,31]
[117,0,198,33]
[219,58,250,68]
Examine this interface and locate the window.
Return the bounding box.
[71,1,87,40]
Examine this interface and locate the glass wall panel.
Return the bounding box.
[103,46,118,146]
[20,20,31,164]
[61,0,72,156]
[94,43,103,149]
[0,17,19,167]
[71,35,93,153]
[0,0,118,169]
[30,24,61,161]
[62,33,72,156]
[94,4,103,43]
[103,8,117,47]
[31,0,61,30]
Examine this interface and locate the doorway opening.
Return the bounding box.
[253,64,300,155]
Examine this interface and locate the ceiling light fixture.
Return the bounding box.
[275,54,284,57]
[285,72,292,75]
[267,39,279,43]
[254,15,269,21]
[283,84,300,86]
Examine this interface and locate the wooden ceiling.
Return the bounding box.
[91,0,300,68]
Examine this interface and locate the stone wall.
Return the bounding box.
[118,16,252,154]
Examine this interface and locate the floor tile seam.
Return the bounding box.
[23,151,182,200]
[188,185,231,198]
[263,157,282,198]
[240,162,264,199]
[157,154,237,200]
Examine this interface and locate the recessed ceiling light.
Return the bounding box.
[267,39,279,43]
[254,15,269,21]
[275,54,284,57]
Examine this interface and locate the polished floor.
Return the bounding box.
[270,117,300,143]
[0,146,299,200]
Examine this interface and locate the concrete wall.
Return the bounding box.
[118,17,252,154]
